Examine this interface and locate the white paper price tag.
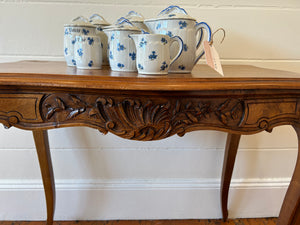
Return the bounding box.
[204,40,224,76]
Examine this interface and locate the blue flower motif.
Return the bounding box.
[160,61,168,71]
[156,23,161,30]
[183,44,188,51]
[179,21,187,29]
[82,29,89,35]
[117,63,125,68]
[109,51,113,60]
[138,64,144,70]
[72,39,76,45]
[139,38,147,48]
[179,65,185,70]
[72,59,76,66]
[77,48,83,57]
[64,47,68,55]
[64,29,69,35]
[161,38,168,45]
[97,27,103,31]
[88,60,93,67]
[111,34,115,41]
[167,31,173,37]
[148,51,158,60]
[87,37,94,45]
[129,52,136,60]
[117,43,126,51]
[168,14,176,17]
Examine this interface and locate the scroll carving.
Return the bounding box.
[0,94,43,129]
[243,99,300,132]
[42,94,245,140]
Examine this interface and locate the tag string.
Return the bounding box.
[209,28,226,45]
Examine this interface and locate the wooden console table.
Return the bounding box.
[0,61,300,225]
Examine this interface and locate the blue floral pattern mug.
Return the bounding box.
[74,35,102,69]
[89,14,111,66]
[130,34,183,75]
[104,19,140,72]
[64,16,96,67]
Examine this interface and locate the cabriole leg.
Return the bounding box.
[33,130,55,225]
[277,125,300,225]
[221,133,241,221]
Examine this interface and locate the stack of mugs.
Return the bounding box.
[64,5,212,75]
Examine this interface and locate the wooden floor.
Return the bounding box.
[0,219,278,225]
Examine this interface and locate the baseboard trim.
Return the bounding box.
[0,177,291,190]
[0,178,288,220]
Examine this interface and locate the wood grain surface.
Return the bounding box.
[0,61,299,91]
[0,219,278,225]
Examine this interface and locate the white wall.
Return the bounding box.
[0,0,300,221]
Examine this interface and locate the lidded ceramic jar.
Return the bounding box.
[64,16,96,66]
[124,11,149,32]
[144,5,212,73]
[104,19,141,72]
[89,14,111,66]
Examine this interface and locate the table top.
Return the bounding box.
[0,61,300,91]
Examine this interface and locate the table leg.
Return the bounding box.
[33,130,55,225]
[277,125,300,225]
[220,133,241,221]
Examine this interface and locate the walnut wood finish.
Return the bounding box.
[0,218,278,225]
[32,130,55,225]
[276,125,300,225]
[1,61,300,225]
[221,133,241,221]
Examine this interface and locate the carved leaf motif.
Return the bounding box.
[186,102,192,109]
[174,101,181,113]
[218,99,230,111]
[66,109,81,120]
[219,113,228,125]
[42,94,245,141]
[45,108,55,120]
[89,107,99,118]
[45,97,66,120]
[231,103,243,120]
[65,95,86,120]
[186,112,198,123]
[70,95,83,105]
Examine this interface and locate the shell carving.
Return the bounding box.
[42,94,245,140]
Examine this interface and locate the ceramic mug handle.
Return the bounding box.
[170,36,184,66]
[194,22,212,65]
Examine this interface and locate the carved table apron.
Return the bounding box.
[0,61,300,225]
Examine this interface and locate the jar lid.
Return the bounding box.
[124,11,145,22]
[89,14,111,26]
[144,5,196,22]
[104,18,141,32]
[64,16,96,28]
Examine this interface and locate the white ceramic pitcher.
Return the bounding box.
[130,33,183,75]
